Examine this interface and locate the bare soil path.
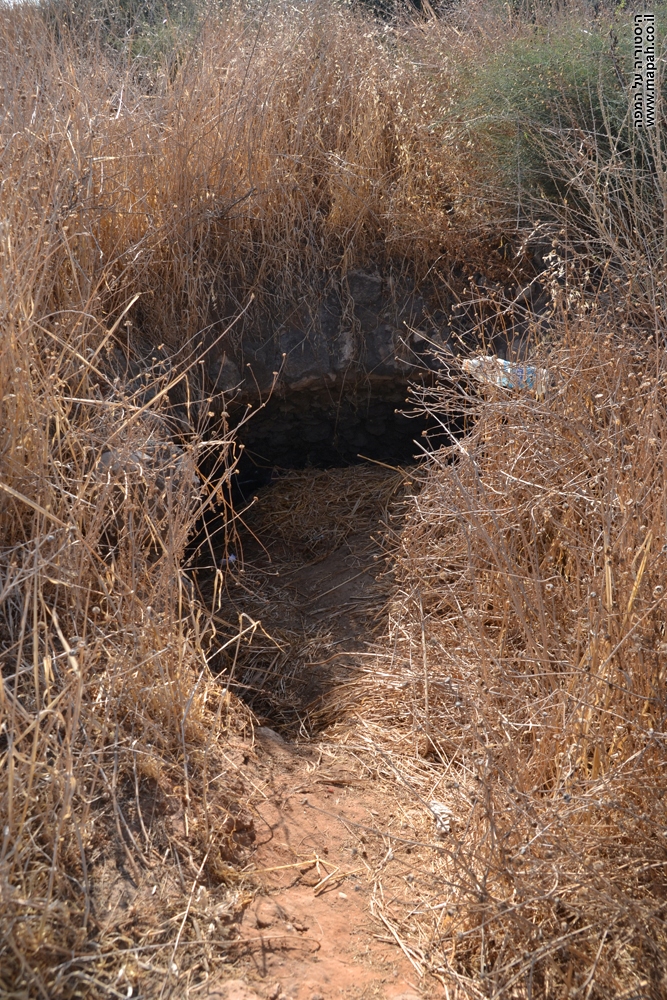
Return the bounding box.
[196,469,441,1000]
[213,728,431,1000]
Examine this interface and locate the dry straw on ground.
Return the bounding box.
[247,465,411,560]
[202,465,412,729]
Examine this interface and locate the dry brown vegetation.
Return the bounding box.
[355,324,667,998]
[1,0,508,357]
[1,0,666,997]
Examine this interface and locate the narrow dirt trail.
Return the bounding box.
[219,729,429,1000]
[197,466,411,729]
[196,468,442,1000]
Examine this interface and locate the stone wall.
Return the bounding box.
[205,270,452,401]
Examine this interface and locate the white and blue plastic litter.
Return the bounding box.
[462,356,548,394]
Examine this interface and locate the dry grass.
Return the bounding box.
[347,316,667,997]
[0,5,260,994]
[247,465,411,560]
[0,346,257,996]
[1,2,486,988]
[0,235,256,992]
[2,0,665,996]
[0,0,508,360]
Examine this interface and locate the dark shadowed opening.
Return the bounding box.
[187,376,447,732]
[231,377,439,500]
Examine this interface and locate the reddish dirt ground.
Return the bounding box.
[203,726,435,1000]
[198,471,443,1000]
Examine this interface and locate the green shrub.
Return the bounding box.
[41,0,203,55]
[463,22,616,194]
[458,10,665,208]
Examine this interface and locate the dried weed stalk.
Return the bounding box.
[0,7,258,996]
[361,323,667,998]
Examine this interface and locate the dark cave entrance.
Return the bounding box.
[188,375,444,566]
[188,376,443,732]
[231,377,438,500]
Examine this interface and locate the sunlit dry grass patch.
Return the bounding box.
[352,319,667,997]
[2,0,666,995]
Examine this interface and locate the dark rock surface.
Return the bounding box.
[117,267,548,483]
[205,270,447,402]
